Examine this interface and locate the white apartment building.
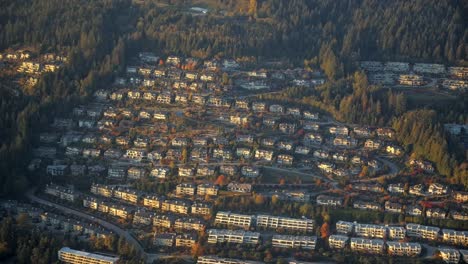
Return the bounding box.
[256,214,314,232]
[336,221,354,235]
[214,211,254,229]
[406,224,440,240]
[386,242,422,256]
[350,238,384,254]
[207,229,260,245]
[272,235,317,249]
[442,229,468,247]
[58,247,118,264]
[328,235,349,249]
[197,256,263,264]
[387,226,406,240]
[354,223,387,239]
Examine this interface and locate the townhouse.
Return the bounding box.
[387,226,406,240]
[176,183,197,196]
[354,223,387,239]
[174,217,206,231]
[191,202,212,216]
[353,200,382,211]
[197,183,219,196]
[161,199,191,214]
[142,195,163,210]
[153,215,175,229]
[175,233,197,247]
[44,183,79,202]
[113,187,141,204]
[336,221,354,235]
[406,224,440,240]
[90,183,114,198]
[133,210,155,226]
[442,229,468,247]
[154,233,176,247]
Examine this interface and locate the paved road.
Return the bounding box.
[26,188,193,263]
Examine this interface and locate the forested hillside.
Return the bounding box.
[0,0,133,196]
[135,0,466,64]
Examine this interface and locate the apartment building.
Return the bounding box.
[154,233,176,247]
[207,229,260,245]
[328,235,349,249]
[161,200,190,214]
[350,238,385,254]
[256,214,314,233]
[113,187,140,204]
[176,183,197,196]
[175,233,197,247]
[58,247,119,264]
[272,235,317,249]
[197,256,263,264]
[442,229,468,247]
[214,211,254,229]
[90,183,114,198]
[153,215,175,229]
[354,223,387,239]
[406,224,440,240]
[336,221,355,235]
[142,195,163,210]
[439,248,461,264]
[44,183,79,202]
[316,195,343,206]
[387,226,406,240]
[191,202,212,216]
[197,183,219,196]
[386,242,422,256]
[174,217,206,231]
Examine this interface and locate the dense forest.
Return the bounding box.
[133,0,466,64]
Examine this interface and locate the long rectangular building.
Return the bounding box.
[58,247,119,264]
[386,242,422,256]
[256,214,314,233]
[271,235,317,249]
[197,256,263,264]
[214,211,254,229]
[207,229,260,245]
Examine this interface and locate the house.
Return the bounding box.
[235,99,250,110]
[387,183,405,194]
[313,150,329,159]
[304,133,323,145]
[277,154,294,165]
[295,146,310,155]
[353,200,381,211]
[278,123,297,134]
[384,201,403,214]
[386,145,403,156]
[409,159,435,173]
[332,152,348,162]
[196,166,216,177]
[104,149,122,159]
[316,195,342,206]
[409,184,425,196]
[241,166,261,178]
[406,205,423,216]
[172,137,190,147]
[354,127,372,137]
[147,151,164,161]
[303,121,320,131]
[125,148,147,161]
[453,191,468,203]
[426,208,447,219]
[254,149,274,161]
[427,183,449,195]
[317,162,335,173]
[252,102,267,112]
[329,126,349,136]
[46,165,68,176]
[277,140,294,151]
[149,167,170,179]
[213,149,233,161]
[219,165,238,176]
[376,128,395,138]
[178,166,195,178]
[286,107,301,118]
[303,111,319,120]
[269,104,284,114]
[107,167,126,179]
[236,134,255,144]
[364,139,382,150]
[227,183,252,193]
[333,136,357,148]
[272,235,317,249]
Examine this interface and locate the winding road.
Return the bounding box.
[26,188,191,263]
